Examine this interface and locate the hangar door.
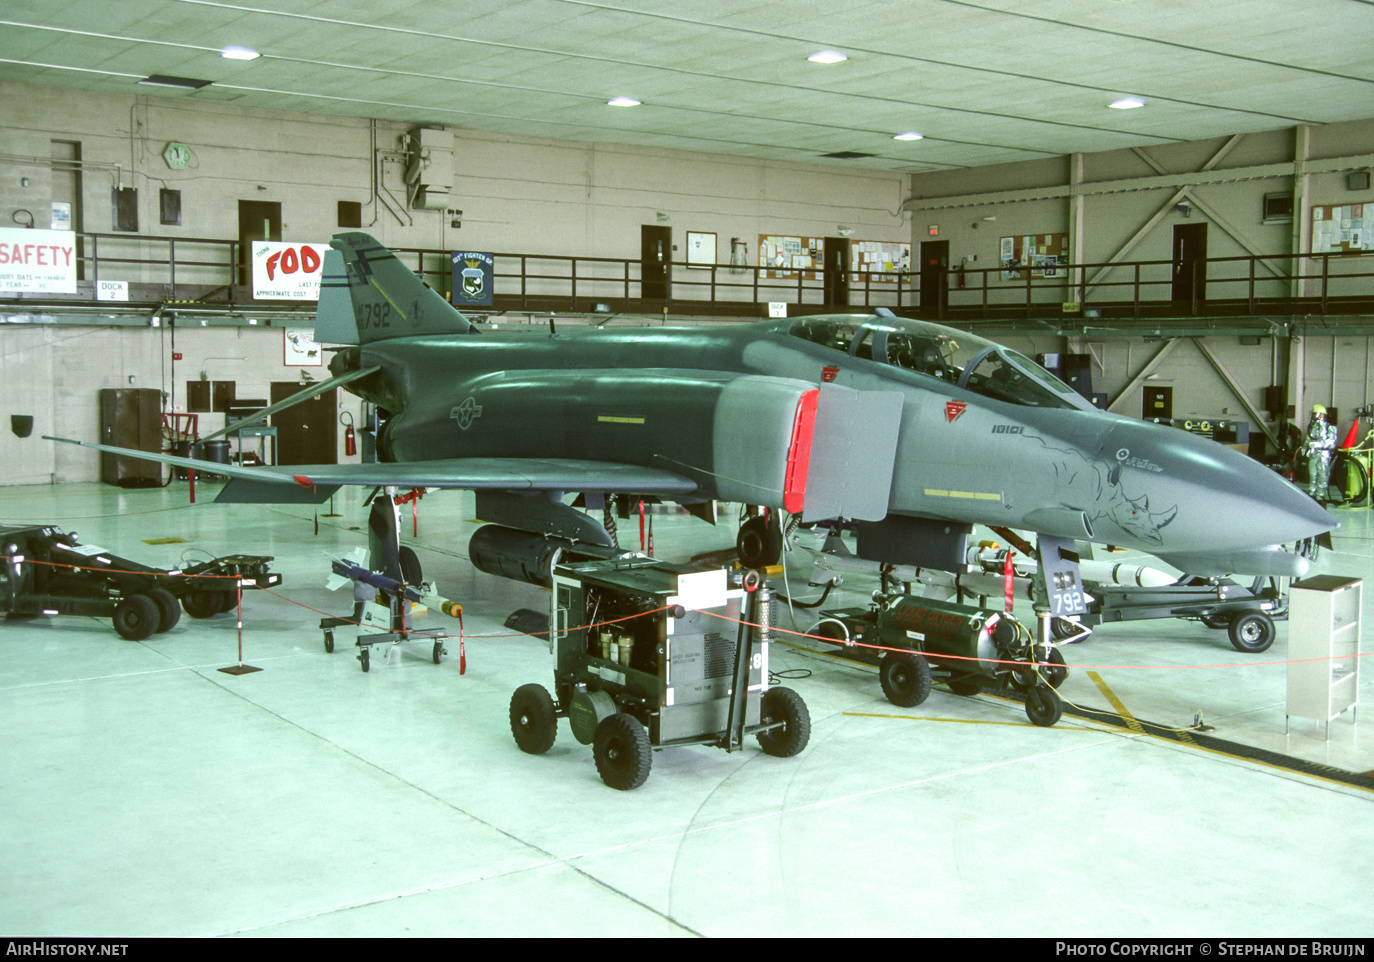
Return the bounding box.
[239,201,282,288]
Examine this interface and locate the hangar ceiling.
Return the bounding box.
[0,0,1372,173]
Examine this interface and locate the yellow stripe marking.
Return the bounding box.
[369,279,406,319]
[598,415,645,424]
[1088,671,1147,736]
[924,489,1002,501]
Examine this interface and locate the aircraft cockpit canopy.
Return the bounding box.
[786,314,1092,411]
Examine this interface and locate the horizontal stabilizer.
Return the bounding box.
[202,364,380,442]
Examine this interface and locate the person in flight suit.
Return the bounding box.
[1303,404,1338,501]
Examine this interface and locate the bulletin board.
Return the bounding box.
[759,235,824,279]
[1001,232,1069,280]
[850,241,911,284]
[1312,204,1368,254]
[686,231,717,269]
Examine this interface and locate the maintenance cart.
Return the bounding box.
[813,593,1067,727]
[0,524,281,640]
[509,558,810,790]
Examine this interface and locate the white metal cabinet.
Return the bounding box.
[1287,575,1361,738]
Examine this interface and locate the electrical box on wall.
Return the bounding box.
[405,128,454,211]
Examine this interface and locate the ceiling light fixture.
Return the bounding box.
[137,75,212,89]
[1109,97,1145,109]
[607,97,641,107]
[807,50,848,64]
[219,46,261,61]
[894,132,924,141]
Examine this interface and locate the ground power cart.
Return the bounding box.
[509,558,810,790]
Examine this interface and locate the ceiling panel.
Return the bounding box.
[0,0,1369,173]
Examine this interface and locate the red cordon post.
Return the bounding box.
[1004,550,1015,614]
[218,577,262,675]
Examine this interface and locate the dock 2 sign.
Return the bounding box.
[451,251,493,307]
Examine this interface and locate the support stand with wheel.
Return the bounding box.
[319,493,461,671]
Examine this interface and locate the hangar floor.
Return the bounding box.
[1,480,1371,938]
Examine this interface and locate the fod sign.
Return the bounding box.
[252,242,326,300]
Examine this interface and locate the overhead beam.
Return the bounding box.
[1107,339,1180,413]
[903,150,1374,213]
[1189,337,1281,450]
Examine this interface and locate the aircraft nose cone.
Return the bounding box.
[1097,420,1333,554]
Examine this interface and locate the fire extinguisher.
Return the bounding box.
[341,411,356,457]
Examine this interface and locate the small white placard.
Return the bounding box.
[96,280,129,302]
[768,301,788,318]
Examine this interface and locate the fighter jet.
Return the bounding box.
[49,231,1334,591]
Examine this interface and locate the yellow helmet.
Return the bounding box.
[1312,404,1327,418]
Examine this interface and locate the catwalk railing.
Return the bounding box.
[2,232,1371,324]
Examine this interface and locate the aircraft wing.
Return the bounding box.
[44,436,699,505]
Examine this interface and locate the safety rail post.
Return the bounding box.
[520,255,528,311]
[570,258,577,313]
[1248,256,1256,314]
[168,238,177,300]
[709,264,718,314]
[91,233,100,288]
[623,260,630,302]
[1133,263,1142,318]
[1024,268,1033,318]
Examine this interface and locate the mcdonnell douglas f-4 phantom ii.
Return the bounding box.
[50,231,1334,602]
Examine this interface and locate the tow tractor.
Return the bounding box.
[508,557,810,790]
[813,592,1067,727]
[1,523,281,640]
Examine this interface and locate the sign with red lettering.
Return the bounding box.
[0,228,77,293]
[251,241,326,300]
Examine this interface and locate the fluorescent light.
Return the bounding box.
[1109,97,1145,109]
[808,50,848,64]
[138,75,212,89]
[894,132,924,141]
[607,97,641,107]
[220,46,261,61]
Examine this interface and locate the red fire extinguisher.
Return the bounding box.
[341,411,356,457]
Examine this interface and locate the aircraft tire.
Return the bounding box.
[182,589,221,619]
[399,545,423,585]
[1228,611,1276,653]
[510,684,558,755]
[756,687,811,757]
[736,515,782,570]
[112,594,159,641]
[146,588,181,633]
[594,713,652,790]
[880,651,932,708]
[1025,684,1063,727]
[1050,617,1081,640]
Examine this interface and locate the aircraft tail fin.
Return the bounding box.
[314,231,479,345]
